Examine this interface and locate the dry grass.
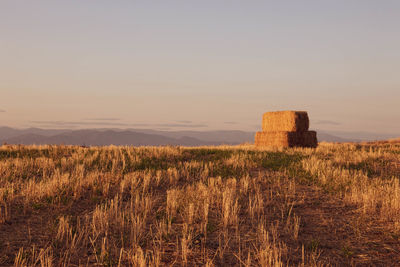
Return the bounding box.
[0,143,399,266]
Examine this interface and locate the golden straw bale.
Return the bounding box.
[262,111,309,132]
[255,131,317,148]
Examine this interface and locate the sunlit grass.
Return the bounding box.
[0,142,399,265]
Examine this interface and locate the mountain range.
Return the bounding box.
[0,126,397,146]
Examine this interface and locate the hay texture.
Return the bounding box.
[255,110,317,148]
[262,111,309,132]
[255,131,317,148]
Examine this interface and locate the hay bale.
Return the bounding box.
[255,131,317,148]
[262,111,309,132]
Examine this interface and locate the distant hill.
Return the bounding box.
[325,130,399,142]
[0,127,70,140]
[316,131,360,143]
[129,129,255,143]
[133,129,358,143]
[1,126,392,146]
[388,137,400,143]
[1,129,218,146]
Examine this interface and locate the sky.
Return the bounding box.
[1,1,400,134]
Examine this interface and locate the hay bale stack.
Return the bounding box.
[262,111,309,132]
[255,111,317,148]
[255,131,317,148]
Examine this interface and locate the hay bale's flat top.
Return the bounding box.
[262,111,309,132]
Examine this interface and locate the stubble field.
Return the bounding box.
[0,142,399,266]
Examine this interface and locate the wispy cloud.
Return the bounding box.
[130,123,152,127]
[30,120,130,127]
[128,123,207,128]
[176,120,192,124]
[155,123,207,128]
[314,120,341,126]
[224,121,238,125]
[0,109,6,113]
[83,118,121,121]
[30,120,208,128]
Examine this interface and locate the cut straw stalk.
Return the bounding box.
[262,111,309,132]
[255,131,317,148]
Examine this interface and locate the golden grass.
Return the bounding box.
[0,142,399,265]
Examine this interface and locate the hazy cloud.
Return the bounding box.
[155,127,172,131]
[224,121,238,125]
[84,118,121,121]
[30,120,208,128]
[176,120,192,124]
[132,122,207,128]
[155,123,207,128]
[314,120,341,126]
[130,123,152,127]
[0,109,6,113]
[30,120,130,127]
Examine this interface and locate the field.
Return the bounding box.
[0,142,399,266]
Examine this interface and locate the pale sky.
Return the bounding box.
[1,1,399,133]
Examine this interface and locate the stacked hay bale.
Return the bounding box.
[255,111,318,148]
